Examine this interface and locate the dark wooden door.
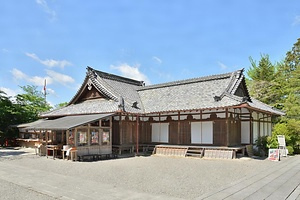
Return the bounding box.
[213,120,227,146]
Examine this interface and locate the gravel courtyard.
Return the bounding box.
[0,148,284,199]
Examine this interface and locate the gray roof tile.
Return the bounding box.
[41,67,284,117]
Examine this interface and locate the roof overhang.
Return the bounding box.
[232,103,285,116]
[25,113,113,130]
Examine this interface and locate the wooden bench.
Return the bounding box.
[112,145,135,155]
[78,153,117,162]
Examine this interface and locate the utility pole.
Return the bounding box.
[44,79,47,102]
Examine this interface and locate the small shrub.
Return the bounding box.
[255,136,269,156]
[286,146,294,155]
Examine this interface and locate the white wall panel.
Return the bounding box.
[151,123,169,143]
[191,122,201,143]
[160,123,169,143]
[260,122,264,136]
[253,122,259,143]
[241,121,250,144]
[202,121,213,144]
[264,122,268,136]
[268,123,272,136]
[151,123,160,142]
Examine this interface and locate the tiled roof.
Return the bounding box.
[92,68,144,111]
[40,99,118,117]
[41,67,284,117]
[248,98,285,116]
[138,71,242,113]
[28,114,112,130]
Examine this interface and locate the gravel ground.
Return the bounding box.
[0,148,278,199]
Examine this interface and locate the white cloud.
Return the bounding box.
[0,87,18,98]
[11,68,53,86]
[46,70,75,85]
[217,61,228,70]
[26,52,72,68]
[36,0,56,21]
[110,63,151,85]
[152,56,162,64]
[292,15,300,26]
[46,88,55,95]
[29,76,53,86]
[11,68,28,80]
[11,68,74,87]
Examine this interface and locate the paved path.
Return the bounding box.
[0,161,180,200]
[197,156,300,200]
[0,148,299,199]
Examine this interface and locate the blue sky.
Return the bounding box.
[0,0,300,107]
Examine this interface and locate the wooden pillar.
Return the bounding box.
[74,128,78,147]
[250,110,253,145]
[226,108,229,146]
[177,112,180,144]
[66,130,69,145]
[119,113,123,145]
[110,116,112,146]
[46,130,48,145]
[87,123,91,146]
[136,114,139,154]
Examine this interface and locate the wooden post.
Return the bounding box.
[110,116,112,147]
[159,113,161,142]
[136,114,139,155]
[87,123,91,146]
[119,113,122,145]
[177,112,180,144]
[66,130,69,145]
[74,128,78,147]
[250,110,253,145]
[226,108,229,146]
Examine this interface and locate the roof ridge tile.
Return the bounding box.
[138,71,236,91]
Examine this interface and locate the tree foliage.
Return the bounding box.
[247,54,283,106]
[0,85,51,146]
[15,85,51,122]
[248,54,276,81]
[248,38,300,153]
[54,102,68,109]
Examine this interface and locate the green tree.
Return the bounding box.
[0,90,22,146]
[246,54,281,105]
[0,86,52,146]
[15,85,52,122]
[271,38,300,153]
[54,102,68,109]
[248,38,300,153]
[248,54,276,81]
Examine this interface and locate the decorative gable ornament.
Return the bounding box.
[87,79,93,90]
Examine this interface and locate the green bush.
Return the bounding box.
[255,136,269,156]
[286,146,294,155]
[271,119,300,154]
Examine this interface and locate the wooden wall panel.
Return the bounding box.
[180,121,191,144]
[112,120,120,145]
[228,119,241,146]
[213,120,227,146]
[169,121,179,144]
[139,121,151,144]
[121,121,133,144]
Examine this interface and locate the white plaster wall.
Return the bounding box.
[151,123,169,143]
[160,123,169,143]
[202,121,213,144]
[151,123,160,142]
[241,121,250,144]
[191,122,201,143]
